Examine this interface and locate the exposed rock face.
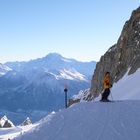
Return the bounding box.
[88,6,140,100]
[0,115,14,128]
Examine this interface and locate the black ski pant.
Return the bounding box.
[101,88,110,100]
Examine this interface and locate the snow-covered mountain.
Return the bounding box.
[0,115,14,128]
[0,63,12,76]
[5,53,95,80]
[21,117,32,126]
[11,101,140,140]
[0,53,96,123]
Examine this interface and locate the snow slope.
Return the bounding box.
[0,124,37,140]
[111,68,140,100]
[14,101,140,140]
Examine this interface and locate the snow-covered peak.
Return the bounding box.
[21,117,32,126]
[5,53,96,79]
[43,53,76,68]
[1,115,8,121]
[0,115,14,128]
[45,53,63,59]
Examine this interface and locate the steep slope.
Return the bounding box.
[112,68,140,100]
[88,6,140,100]
[14,101,140,140]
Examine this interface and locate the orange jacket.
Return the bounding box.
[103,75,111,89]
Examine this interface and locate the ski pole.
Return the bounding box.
[110,91,113,101]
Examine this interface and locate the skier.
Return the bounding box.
[100,72,112,102]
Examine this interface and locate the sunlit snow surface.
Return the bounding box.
[112,68,140,100]
[13,101,140,140]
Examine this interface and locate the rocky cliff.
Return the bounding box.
[87,6,140,100]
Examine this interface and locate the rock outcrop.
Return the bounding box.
[0,115,14,128]
[68,89,90,106]
[21,117,32,126]
[87,6,140,100]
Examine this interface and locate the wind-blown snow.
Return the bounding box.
[14,101,140,140]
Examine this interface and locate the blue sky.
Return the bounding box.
[0,0,139,63]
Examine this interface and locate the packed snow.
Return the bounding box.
[12,101,140,140]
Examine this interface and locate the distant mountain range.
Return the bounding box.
[0,53,96,116]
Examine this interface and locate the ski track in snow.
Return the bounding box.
[10,101,140,140]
